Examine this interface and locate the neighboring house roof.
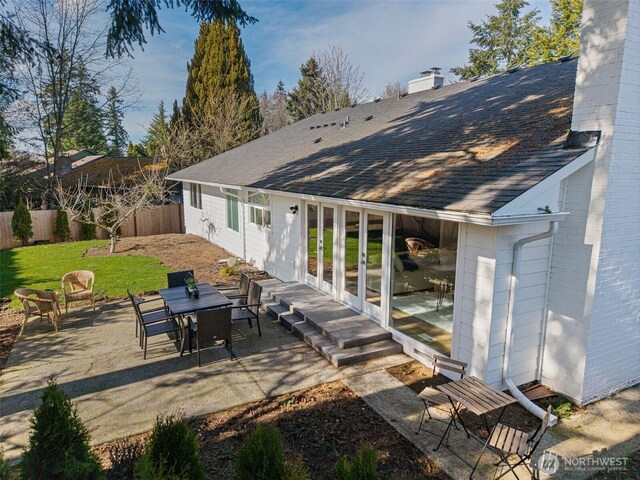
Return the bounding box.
[61,156,161,187]
[72,154,105,169]
[168,58,591,215]
[62,149,99,162]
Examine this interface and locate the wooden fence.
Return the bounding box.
[0,204,184,250]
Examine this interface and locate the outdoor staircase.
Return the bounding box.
[259,280,403,367]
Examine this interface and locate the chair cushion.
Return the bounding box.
[66,291,92,301]
[418,387,451,406]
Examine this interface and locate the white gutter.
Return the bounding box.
[166,176,569,227]
[503,220,559,427]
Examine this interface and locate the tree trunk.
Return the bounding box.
[109,234,117,254]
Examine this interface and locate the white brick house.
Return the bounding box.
[168,0,639,409]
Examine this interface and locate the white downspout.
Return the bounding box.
[503,221,559,426]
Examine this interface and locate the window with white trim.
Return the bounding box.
[190,183,202,209]
[224,188,240,232]
[248,191,271,228]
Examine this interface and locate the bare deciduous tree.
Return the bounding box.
[381,81,406,99]
[160,94,261,172]
[315,45,368,109]
[54,163,167,253]
[14,0,135,203]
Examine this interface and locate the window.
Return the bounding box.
[248,191,271,228]
[189,183,202,209]
[225,189,239,232]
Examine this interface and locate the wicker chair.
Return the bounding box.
[405,237,435,255]
[61,270,95,314]
[14,288,62,335]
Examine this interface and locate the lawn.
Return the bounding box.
[0,240,172,308]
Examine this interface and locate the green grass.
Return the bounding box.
[0,240,172,308]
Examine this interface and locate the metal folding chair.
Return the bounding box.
[471,405,553,480]
[416,354,468,436]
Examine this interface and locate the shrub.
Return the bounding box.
[11,198,33,246]
[54,207,71,242]
[0,448,11,480]
[106,438,143,480]
[20,380,104,480]
[135,414,202,480]
[219,265,237,278]
[80,210,97,240]
[336,443,378,480]
[235,424,306,480]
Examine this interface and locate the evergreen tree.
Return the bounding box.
[11,198,33,246]
[452,0,540,80]
[527,0,583,64]
[170,99,182,127]
[59,64,107,153]
[104,86,129,155]
[182,19,260,140]
[286,57,328,122]
[54,207,71,242]
[144,101,170,156]
[127,141,147,157]
[271,80,289,132]
[258,90,269,136]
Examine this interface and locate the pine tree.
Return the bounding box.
[104,86,129,155]
[182,19,260,139]
[271,80,289,132]
[258,90,269,136]
[527,0,583,64]
[452,0,540,80]
[11,198,33,246]
[286,57,328,122]
[60,64,107,153]
[144,101,170,156]
[127,141,147,157]
[170,99,182,128]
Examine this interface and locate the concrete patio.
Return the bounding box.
[1,296,638,479]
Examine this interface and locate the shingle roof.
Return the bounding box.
[62,156,161,186]
[168,58,590,214]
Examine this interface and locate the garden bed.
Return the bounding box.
[94,381,451,480]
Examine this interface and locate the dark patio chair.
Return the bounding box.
[167,270,195,288]
[416,354,468,436]
[231,281,262,337]
[182,308,234,366]
[129,289,181,359]
[216,273,250,301]
[127,289,168,340]
[471,405,553,480]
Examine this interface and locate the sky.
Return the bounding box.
[122,0,552,143]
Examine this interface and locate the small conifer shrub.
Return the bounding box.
[135,414,203,480]
[20,380,104,480]
[336,443,378,480]
[11,198,33,246]
[54,207,72,242]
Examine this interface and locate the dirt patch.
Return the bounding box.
[387,361,578,437]
[0,304,22,371]
[84,234,270,288]
[94,381,450,480]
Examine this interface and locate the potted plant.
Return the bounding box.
[184,274,199,298]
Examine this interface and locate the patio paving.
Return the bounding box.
[0,299,408,461]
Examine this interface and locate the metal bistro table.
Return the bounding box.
[434,376,516,475]
[159,283,232,354]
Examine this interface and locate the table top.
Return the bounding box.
[437,376,516,416]
[159,283,232,315]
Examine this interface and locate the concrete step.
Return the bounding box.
[299,309,392,348]
[280,312,305,331]
[293,322,403,367]
[264,302,288,319]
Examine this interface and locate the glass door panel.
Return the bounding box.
[365,214,384,307]
[343,210,361,299]
[321,206,335,290]
[307,204,319,280]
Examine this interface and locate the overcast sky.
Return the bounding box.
[122,0,552,143]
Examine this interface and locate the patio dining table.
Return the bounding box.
[159,283,233,354]
[433,376,516,473]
